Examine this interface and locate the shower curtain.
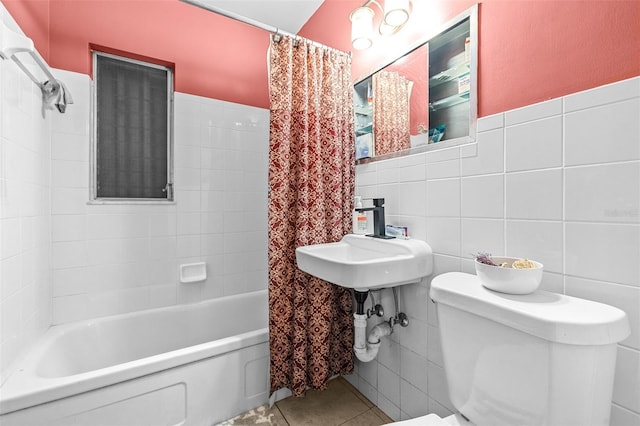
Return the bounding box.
[373,70,412,156]
[268,35,355,397]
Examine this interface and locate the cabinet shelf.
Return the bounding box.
[429,91,470,112]
[355,105,373,115]
[355,123,373,135]
[429,62,470,88]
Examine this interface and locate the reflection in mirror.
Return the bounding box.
[354,44,428,158]
[354,5,477,163]
[429,18,471,142]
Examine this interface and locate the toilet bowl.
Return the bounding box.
[383,272,630,426]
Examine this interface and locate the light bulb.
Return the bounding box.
[350,7,374,50]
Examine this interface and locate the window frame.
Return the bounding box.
[89,50,175,204]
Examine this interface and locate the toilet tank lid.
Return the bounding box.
[430,272,630,345]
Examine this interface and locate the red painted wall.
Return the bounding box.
[2,0,50,61]
[3,0,639,116]
[300,0,640,117]
[4,0,272,108]
[384,44,428,136]
[478,0,639,116]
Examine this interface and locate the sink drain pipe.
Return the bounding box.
[353,314,392,362]
[353,290,393,362]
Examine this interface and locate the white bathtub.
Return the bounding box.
[0,290,269,426]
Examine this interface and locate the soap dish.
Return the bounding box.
[179,262,207,284]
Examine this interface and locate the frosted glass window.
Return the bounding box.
[93,52,173,201]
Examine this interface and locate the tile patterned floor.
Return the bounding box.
[221,377,393,426]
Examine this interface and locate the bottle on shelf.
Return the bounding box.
[464,37,471,62]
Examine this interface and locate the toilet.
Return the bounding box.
[386,272,630,426]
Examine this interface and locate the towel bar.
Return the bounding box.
[0,8,71,105]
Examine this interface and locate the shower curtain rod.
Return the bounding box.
[180,0,295,38]
[179,0,349,55]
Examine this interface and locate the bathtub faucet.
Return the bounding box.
[355,198,394,239]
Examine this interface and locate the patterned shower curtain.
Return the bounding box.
[268,35,355,397]
[373,70,412,156]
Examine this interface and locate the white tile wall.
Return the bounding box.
[564,98,640,166]
[613,346,640,414]
[0,6,52,383]
[461,174,503,218]
[460,128,503,176]
[505,221,563,273]
[565,162,639,223]
[401,347,428,393]
[565,222,639,286]
[400,379,430,420]
[353,76,640,423]
[505,169,563,220]
[504,98,563,126]
[378,363,401,406]
[505,116,563,172]
[426,361,453,413]
[426,178,460,217]
[44,70,269,325]
[461,218,505,258]
[425,218,460,257]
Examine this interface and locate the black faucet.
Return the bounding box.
[355,198,394,239]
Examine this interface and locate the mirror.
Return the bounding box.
[354,5,477,163]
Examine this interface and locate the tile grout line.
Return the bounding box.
[339,377,393,424]
[273,404,291,426]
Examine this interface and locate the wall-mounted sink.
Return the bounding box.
[295,234,433,291]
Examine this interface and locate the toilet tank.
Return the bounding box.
[430,272,630,426]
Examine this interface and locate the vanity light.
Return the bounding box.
[350,6,375,50]
[350,0,411,50]
[378,20,396,36]
[383,0,410,27]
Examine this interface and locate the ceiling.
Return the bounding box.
[202,0,325,34]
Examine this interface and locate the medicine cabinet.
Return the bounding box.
[354,5,477,163]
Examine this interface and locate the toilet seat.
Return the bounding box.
[383,413,473,426]
[383,413,447,426]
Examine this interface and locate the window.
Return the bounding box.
[92,51,174,201]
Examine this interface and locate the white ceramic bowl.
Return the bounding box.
[475,257,543,295]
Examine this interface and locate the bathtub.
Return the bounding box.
[0,290,269,426]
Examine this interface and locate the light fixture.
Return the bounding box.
[350,7,375,50]
[383,0,410,27]
[350,1,411,50]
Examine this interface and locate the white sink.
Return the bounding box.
[295,234,433,291]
